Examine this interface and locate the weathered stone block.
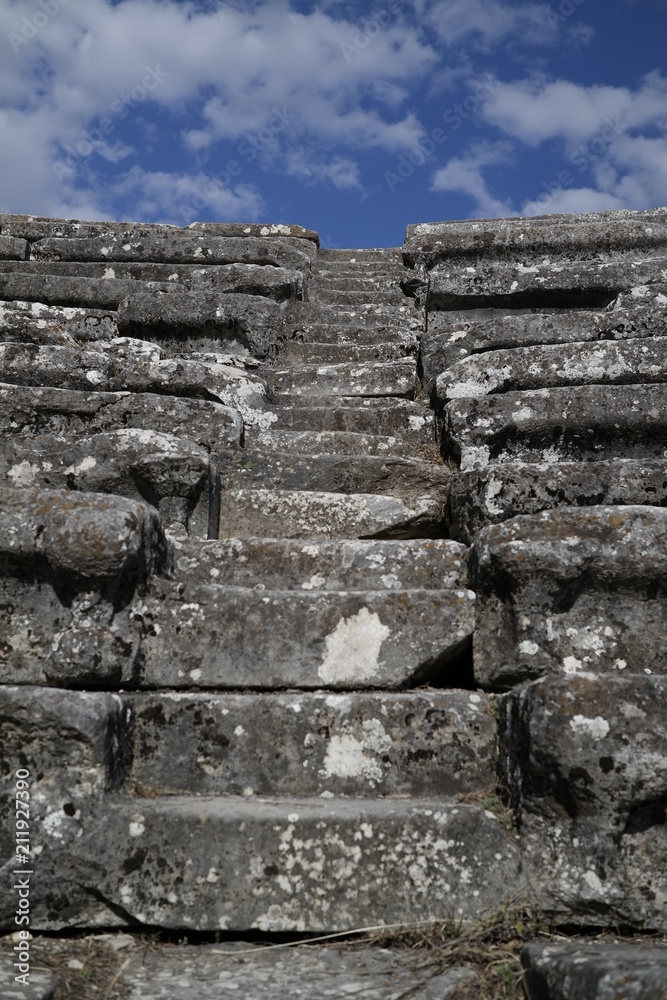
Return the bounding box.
[0,299,118,345]
[30,234,312,272]
[187,221,319,248]
[444,384,667,471]
[127,690,496,797]
[36,797,522,931]
[472,506,667,689]
[0,234,28,260]
[448,459,667,542]
[0,272,175,310]
[218,488,444,539]
[0,213,179,242]
[269,360,415,399]
[171,537,469,592]
[272,401,435,443]
[502,675,667,929]
[522,941,667,1000]
[137,585,475,689]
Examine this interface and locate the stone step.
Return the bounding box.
[246,427,421,458]
[0,384,243,451]
[436,337,667,403]
[0,259,306,301]
[1,428,213,536]
[171,537,468,591]
[443,384,667,471]
[522,941,667,997]
[311,288,407,306]
[218,489,444,539]
[420,303,667,391]
[139,584,475,689]
[127,689,495,798]
[271,401,435,442]
[286,322,418,345]
[311,272,406,289]
[448,458,667,542]
[275,338,416,363]
[36,796,521,932]
[268,360,415,399]
[318,247,404,262]
[222,450,449,501]
[294,300,423,330]
[504,674,667,933]
[471,505,667,690]
[0,299,118,345]
[427,255,667,310]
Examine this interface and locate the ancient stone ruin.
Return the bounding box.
[1,208,667,996]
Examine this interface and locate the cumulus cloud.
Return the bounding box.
[430,141,515,217]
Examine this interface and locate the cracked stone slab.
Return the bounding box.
[0,299,118,346]
[522,941,667,999]
[30,233,312,272]
[218,488,444,539]
[471,505,667,690]
[1,429,212,536]
[447,459,667,542]
[272,401,435,442]
[170,537,469,591]
[0,234,27,260]
[421,304,667,391]
[269,360,415,399]
[0,384,243,452]
[127,689,496,798]
[443,384,667,471]
[137,585,475,689]
[40,797,522,931]
[437,336,667,402]
[500,674,667,928]
[427,256,667,310]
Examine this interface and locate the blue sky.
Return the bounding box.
[1,0,666,247]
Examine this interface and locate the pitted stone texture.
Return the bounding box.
[30,234,312,272]
[0,213,181,242]
[0,953,57,999]
[116,290,289,357]
[427,257,667,310]
[219,489,445,539]
[0,234,27,260]
[0,488,166,686]
[404,209,667,268]
[171,537,468,591]
[137,586,475,689]
[471,505,667,690]
[0,429,211,536]
[269,360,415,399]
[222,451,449,504]
[272,401,435,443]
[448,459,667,542]
[292,300,423,331]
[0,272,176,310]
[0,385,242,452]
[0,688,130,892]
[0,342,268,424]
[187,221,319,246]
[436,337,667,402]
[247,428,422,458]
[127,690,496,798]
[275,339,415,364]
[0,260,305,301]
[443,384,667,471]
[45,797,522,931]
[522,941,667,999]
[0,300,118,346]
[421,305,667,392]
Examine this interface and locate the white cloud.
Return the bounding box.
[430,141,515,217]
[416,0,560,49]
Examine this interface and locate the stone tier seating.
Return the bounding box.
[1,209,667,993]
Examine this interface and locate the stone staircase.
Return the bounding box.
[2,210,667,996]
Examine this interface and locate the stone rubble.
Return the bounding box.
[1,208,667,998]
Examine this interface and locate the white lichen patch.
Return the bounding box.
[8,461,40,486]
[569,715,610,741]
[318,608,390,684]
[64,455,97,475]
